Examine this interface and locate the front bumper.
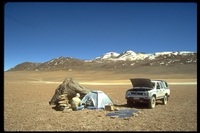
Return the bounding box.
[126,96,151,103]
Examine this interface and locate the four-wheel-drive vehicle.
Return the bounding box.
[125,78,170,109]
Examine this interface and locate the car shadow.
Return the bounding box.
[114,102,163,109]
[155,101,164,106]
[113,104,127,107]
[114,103,149,109]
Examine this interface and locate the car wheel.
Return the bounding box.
[149,96,156,109]
[162,94,168,105]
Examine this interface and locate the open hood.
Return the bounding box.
[130,78,153,88]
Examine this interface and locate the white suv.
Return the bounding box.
[125,78,170,109]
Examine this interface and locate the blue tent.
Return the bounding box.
[81,90,114,110]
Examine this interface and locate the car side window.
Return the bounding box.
[152,82,155,88]
[157,83,160,89]
[160,82,163,88]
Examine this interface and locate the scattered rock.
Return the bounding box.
[123,117,130,120]
[138,111,142,114]
[114,107,120,111]
[98,114,102,117]
[62,108,72,113]
[110,116,118,119]
[54,93,71,111]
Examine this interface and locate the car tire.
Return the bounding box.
[149,96,156,109]
[162,94,168,105]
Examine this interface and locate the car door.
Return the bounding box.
[156,82,164,98]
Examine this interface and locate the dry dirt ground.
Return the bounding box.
[4,71,197,131]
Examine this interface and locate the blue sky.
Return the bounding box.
[4,2,197,71]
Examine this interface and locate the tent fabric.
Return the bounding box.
[81,90,114,109]
[49,77,91,105]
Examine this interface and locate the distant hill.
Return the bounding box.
[6,50,197,75]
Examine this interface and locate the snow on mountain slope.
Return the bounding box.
[7,50,196,72]
[93,50,196,61]
[94,52,120,60]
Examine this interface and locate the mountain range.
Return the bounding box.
[7,50,197,74]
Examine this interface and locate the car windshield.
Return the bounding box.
[163,82,168,87]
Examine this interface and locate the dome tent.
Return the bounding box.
[81,90,114,110]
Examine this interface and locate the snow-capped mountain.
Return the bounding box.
[93,50,196,61]
[94,52,120,60]
[7,50,197,72]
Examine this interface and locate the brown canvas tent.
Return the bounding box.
[49,77,92,105]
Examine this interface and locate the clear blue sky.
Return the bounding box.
[4,2,197,71]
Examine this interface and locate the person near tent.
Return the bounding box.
[71,93,84,111]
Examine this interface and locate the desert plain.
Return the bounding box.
[4,70,197,131]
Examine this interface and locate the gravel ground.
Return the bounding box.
[4,72,197,131]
